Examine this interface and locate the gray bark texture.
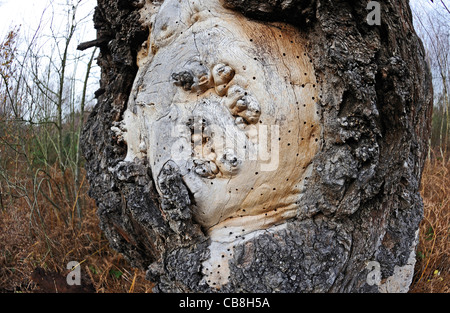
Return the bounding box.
[82,0,433,292]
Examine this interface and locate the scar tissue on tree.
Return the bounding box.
[117,0,321,288]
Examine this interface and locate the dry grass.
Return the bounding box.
[410,155,450,293]
[0,170,152,293]
[0,156,448,293]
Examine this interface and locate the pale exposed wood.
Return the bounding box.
[114,1,322,287]
[123,0,320,230]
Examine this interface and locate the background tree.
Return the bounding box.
[412,0,450,159]
[0,0,98,248]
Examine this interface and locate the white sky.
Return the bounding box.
[0,0,99,114]
[0,0,50,37]
[0,0,96,44]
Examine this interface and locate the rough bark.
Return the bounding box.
[82,0,433,293]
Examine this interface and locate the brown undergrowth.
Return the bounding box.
[410,154,449,293]
[0,169,152,293]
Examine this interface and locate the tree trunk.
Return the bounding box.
[81,0,433,293]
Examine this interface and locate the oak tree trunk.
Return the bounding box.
[82,0,433,292]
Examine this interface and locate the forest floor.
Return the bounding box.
[409,154,449,293]
[0,156,448,293]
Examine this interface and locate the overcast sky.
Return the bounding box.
[0,0,100,113]
[0,0,96,43]
[0,0,49,35]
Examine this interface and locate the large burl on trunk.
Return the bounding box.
[81,0,432,292]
